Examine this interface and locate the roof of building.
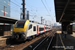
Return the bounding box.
[0,15,19,24]
[54,0,75,23]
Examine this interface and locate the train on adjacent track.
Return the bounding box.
[12,20,51,40]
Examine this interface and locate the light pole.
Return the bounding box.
[4,6,7,25]
[41,17,43,24]
[22,0,25,19]
[42,19,45,24]
[45,20,47,25]
[4,6,7,16]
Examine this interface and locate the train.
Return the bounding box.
[12,20,51,40]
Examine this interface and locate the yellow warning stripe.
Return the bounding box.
[24,20,29,31]
[59,34,66,50]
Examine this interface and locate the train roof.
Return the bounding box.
[18,19,49,26]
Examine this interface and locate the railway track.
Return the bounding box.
[33,30,55,50]
[24,30,56,50]
[0,30,52,50]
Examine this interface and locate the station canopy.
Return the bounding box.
[0,15,19,24]
[54,0,75,23]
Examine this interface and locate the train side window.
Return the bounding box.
[29,25,32,30]
[45,27,48,29]
[33,26,36,31]
[39,28,44,31]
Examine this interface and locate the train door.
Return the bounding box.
[32,26,37,35]
[39,26,41,34]
[27,24,32,36]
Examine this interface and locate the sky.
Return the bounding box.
[10,0,58,25]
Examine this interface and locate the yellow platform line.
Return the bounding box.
[59,34,66,50]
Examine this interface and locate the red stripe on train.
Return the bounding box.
[37,25,39,35]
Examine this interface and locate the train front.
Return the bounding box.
[12,20,29,40]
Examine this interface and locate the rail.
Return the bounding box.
[33,30,55,50]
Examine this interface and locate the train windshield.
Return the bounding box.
[15,21,25,28]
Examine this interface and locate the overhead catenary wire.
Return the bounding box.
[41,0,53,24]
[26,4,41,17]
[45,0,53,21]
[45,0,51,11]
[10,0,21,7]
[41,0,50,14]
[15,0,21,5]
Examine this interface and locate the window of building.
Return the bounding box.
[29,25,32,30]
[4,1,6,3]
[33,26,36,31]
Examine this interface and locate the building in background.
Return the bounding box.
[54,23,57,26]
[0,0,10,17]
[0,0,10,25]
[0,0,11,36]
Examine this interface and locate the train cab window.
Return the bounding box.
[33,26,36,31]
[29,25,32,30]
[15,21,25,28]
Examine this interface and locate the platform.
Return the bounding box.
[0,38,7,47]
[0,36,11,47]
[55,31,75,50]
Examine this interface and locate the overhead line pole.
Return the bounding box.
[4,6,7,25]
[22,0,25,19]
[4,6,7,16]
[41,17,43,24]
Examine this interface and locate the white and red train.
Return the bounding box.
[12,20,51,40]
